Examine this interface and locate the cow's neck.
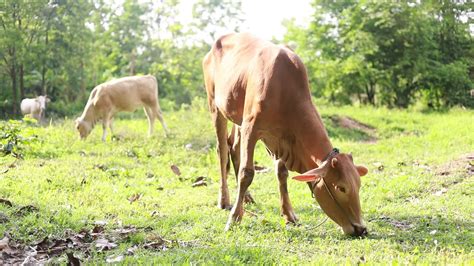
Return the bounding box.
[291,105,333,172]
[81,102,98,125]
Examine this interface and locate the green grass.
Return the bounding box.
[0,99,473,264]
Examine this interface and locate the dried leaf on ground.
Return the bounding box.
[67,252,81,266]
[15,205,39,216]
[106,254,124,263]
[95,238,117,251]
[433,188,448,196]
[192,180,207,187]
[170,164,181,176]
[128,193,142,203]
[0,198,13,207]
[255,165,270,173]
[0,236,9,250]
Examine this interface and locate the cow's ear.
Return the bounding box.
[292,163,328,182]
[292,174,318,182]
[356,165,368,177]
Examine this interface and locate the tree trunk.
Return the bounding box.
[10,64,18,115]
[41,27,49,96]
[80,59,85,97]
[19,64,25,99]
[365,81,376,106]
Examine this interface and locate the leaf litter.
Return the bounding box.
[0,221,195,264]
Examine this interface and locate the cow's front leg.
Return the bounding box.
[102,114,112,141]
[225,120,257,231]
[275,159,298,224]
[101,121,108,142]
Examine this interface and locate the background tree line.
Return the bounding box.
[1,0,473,118]
[0,0,242,117]
[284,0,474,108]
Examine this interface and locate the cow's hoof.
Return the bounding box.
[218,200,232,210]
[224,221,233,231]
[218,204,233,211]
[244,193,255,204]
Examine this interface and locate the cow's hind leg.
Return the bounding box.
[275,159,298,224]
[228,125,255,204]
[150,102,169,136]
[213,111,232,210]
[225,120,257,231]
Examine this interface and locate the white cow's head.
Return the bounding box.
[75,118,93,140]
[36,95,50,111]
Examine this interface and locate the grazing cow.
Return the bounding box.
[75,75,169,141]
[203,33,369,236]
[20,95,49,122]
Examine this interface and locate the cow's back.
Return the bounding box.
[93,75,157,112]
[204,33,313,127]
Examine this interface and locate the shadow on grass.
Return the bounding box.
[365,214,473,253]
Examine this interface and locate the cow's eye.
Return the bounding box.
[337,186,346,193]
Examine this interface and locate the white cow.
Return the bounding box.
[75,75,169,141]
[20,95,49,122]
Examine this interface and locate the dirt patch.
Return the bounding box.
[330,115,377,142]
[435,153,474,177]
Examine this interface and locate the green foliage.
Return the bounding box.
[0,119,38,158]
[284,0,474,108]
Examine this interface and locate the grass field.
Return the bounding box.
[0,99,473,264]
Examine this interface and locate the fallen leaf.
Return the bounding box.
[254,165,270,173]
[193,176,206,183]
[94,220,107,226]
[92,224,105,234]
[106,255,124,263]
[93,164,108,171]
[192,180,207,187]
[128,193,142,203]
[113,226,137,235]
[15,205,39,216]
[170,165,181,176]
[95,238,117,251]
[434,188,448,196]
[146,172,155,179]
[0,198,13,207]
[185,143,193,150]
[0,236,9,250]
[126,245,138,255]
[67,252,81,266]
[143,239,168,250]
[429,229,437,235]
[8,161,17,168]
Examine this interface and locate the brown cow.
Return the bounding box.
[203,33,369,236]
[75,75,169,141]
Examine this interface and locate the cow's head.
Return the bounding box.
[293,152,368,237]
[75,118,93,140]
[36,95,50,111]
